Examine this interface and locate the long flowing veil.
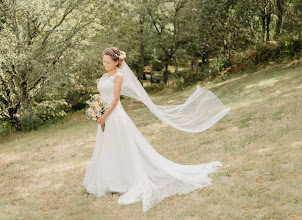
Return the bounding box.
[118,60,231,133]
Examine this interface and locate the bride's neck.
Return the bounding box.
[108,68,118,75]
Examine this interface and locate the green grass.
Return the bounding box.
[1,61,302,219]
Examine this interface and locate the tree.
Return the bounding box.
[0,0,103,129]
[147,0,188,82]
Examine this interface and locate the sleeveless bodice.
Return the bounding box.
[97,72,124,119]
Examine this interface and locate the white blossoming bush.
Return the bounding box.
[33,99,71,122]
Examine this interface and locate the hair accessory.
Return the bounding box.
[119,51,126,59]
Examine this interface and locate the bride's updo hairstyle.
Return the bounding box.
[102,47,125,68]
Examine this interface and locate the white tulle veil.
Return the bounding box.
[117,59,231,133]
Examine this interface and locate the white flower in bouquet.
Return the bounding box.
[85,94,108,131]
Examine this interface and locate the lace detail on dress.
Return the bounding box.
[100,72,123,81]
[96,71,124,121]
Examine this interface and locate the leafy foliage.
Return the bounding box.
[0,0,301,134]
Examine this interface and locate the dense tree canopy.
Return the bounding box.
[0,0,301,131]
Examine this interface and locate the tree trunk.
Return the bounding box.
[191,53,198,73]
[262,9,266,42]
[202,54,206,66]
[164,63,168,84]
[266,13,271,42]
[20,73,34,119]
[150,72,153,84]
[275,0,284,37]
[173,56,179,80]
[201,51,209,66]
[138,13,145,85]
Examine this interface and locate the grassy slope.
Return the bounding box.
[0,62,302,220]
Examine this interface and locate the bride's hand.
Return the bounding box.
[97,116,105,125]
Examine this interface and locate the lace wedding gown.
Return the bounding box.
[83,72,222,212]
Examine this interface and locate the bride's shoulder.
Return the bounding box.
[114,72,123,79]
[114,72,123,83]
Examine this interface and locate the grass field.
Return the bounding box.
[1,61,302,219]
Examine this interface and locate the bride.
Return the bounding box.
[83,47,231,212]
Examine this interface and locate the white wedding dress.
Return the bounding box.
[83,72,222,212]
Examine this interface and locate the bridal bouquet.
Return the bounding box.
[85,94,108,132]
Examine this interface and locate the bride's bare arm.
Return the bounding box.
[101,75,123,121]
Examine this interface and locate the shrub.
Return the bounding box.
[254,39,301,64]
[212,55,230,73]
[33,99,70,122]
[65,89,89,111]
[19,114,43,131]
[0,121,15,137]
[144,82,166,93]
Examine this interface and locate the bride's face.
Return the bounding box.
[103,55,118,71]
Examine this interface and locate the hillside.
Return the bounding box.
[1,62,302,219]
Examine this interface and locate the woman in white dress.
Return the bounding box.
[83,47,231,212]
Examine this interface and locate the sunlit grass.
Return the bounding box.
[1,62,302,219]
